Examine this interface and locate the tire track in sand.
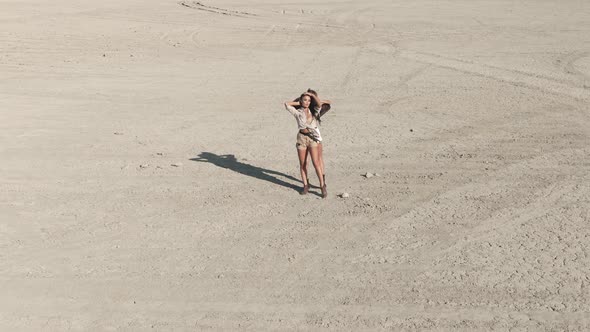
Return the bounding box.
[400,50,590,102]
[556,50,590,82]
[179,1,257,18]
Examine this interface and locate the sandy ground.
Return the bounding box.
[2,0,590,330]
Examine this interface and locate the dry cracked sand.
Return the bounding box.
[1,0,590,330]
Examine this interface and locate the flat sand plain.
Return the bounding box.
[1,0,590,330]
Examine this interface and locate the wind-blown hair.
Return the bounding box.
[304,90,322,123]
[307,88,331,120]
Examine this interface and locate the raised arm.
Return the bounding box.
[306,93,323,110]
[284,101,298,116]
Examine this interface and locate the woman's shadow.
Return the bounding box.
[190,152,303,192]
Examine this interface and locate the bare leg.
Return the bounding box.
[318,143,325,183]
[297,148,309,194]
[305,145,324,186]
[309,146,327,198]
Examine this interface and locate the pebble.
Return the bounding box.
[339,192,350,198]
[364,172,374,178]
[171,162,183,167]
[139,164,149,168]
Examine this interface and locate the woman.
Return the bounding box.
[291,89,332,186]
[304,89,331,184]
[284,92,327,198]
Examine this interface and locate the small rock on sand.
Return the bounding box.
[171,162,183,167]
[364,172,374,178]
[339,192,350,198]
[139,164,149,168]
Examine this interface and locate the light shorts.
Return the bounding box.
[296,132,319,150]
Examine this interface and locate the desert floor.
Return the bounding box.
[1,0,590,330]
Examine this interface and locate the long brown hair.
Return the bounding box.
[304,90,321,123]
